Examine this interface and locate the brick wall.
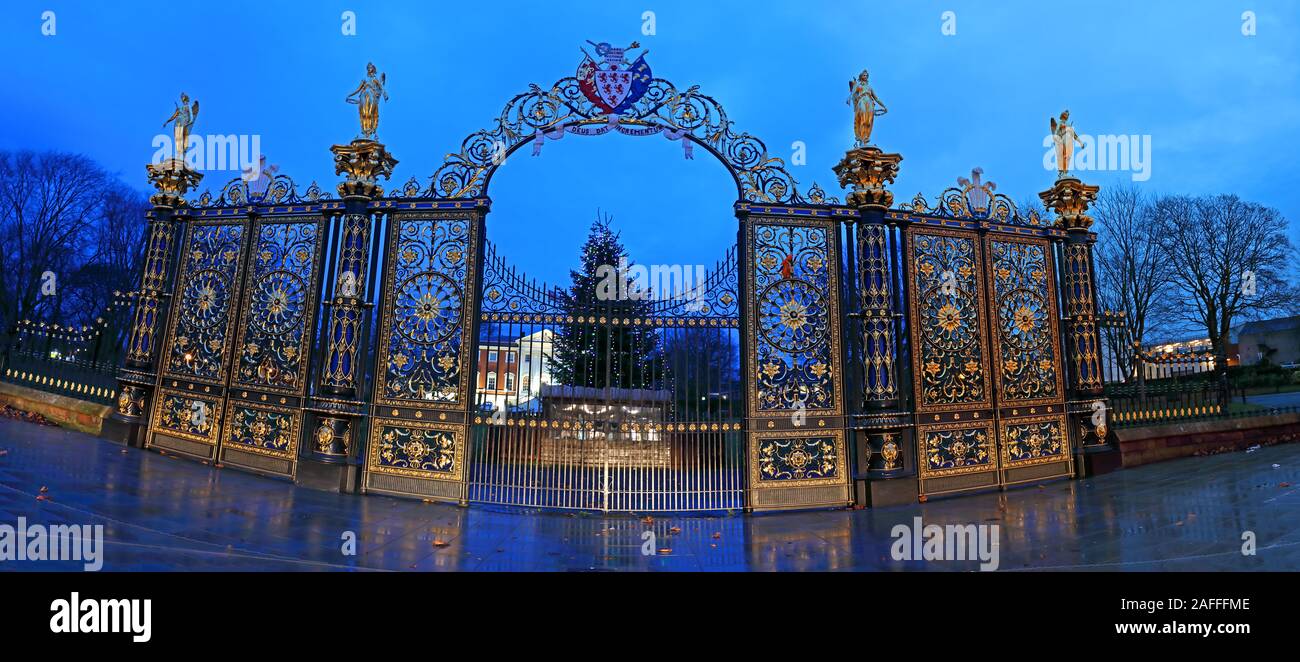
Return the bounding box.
[1116,413,1300,467]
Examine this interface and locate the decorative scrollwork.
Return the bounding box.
[426,72,807,203]
[166,223,245,382]
[225,405,297,458]
[751,221,837,412]
[906,185,1047,227]
[233,220,321,393]
[758,435,838,481]
[376,216,472,405]
[1001,418,1065,466]
[988,239,1062,404]
[647,245,739,318]
[191,174,333,208]
[922,424,993,475]
[480,241,567,316]
[367,421,462,480]
[908,231,990,411]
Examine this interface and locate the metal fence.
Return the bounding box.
[1,292,135,407]
[1098,312,1300,427]
[465,242,745,512]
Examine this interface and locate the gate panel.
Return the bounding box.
[220,217,324,477]
[906,228,997,497]
[149,219,250,458]
[985,236,1072,485]
[745,215,850,510]
[367,211,479,501]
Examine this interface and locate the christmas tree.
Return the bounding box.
[550,211,661,389]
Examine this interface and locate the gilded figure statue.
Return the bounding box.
[162,93,199,162]
[847,70,887,147]
[347,63,389,139]
[1050,110,1084,178]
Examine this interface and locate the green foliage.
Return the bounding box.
[549,213,662,389]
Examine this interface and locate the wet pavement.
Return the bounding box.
[1,417,1298,571]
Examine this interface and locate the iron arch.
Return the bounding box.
[411,73,836,205]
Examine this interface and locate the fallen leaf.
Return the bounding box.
[432,540,449,548]
[657,548,672,555]
[918,495,928,503]
[712,532,722,539]
[1281,482,1293,488]
[35,495,49,502]
[39,486,48,493]
[668,526,681,535]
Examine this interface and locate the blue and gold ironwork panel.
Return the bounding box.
[230,218,324,395]
[986,237,1064,406]
[917,420,996,478]
[161,220,249,385]
[150,388,224,447]
[745,217,842,417]
[998,415,1067,468]
[751,429,845,487]
[365,418,464,482]
[906,229,992,413]
[375,213,478,408]
[222,402,300,461]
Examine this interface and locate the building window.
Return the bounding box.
[522,375,530,389]
[506,373,515,390]
[488,350,498,363]
[508,351,516,363]
[487,372,497,390]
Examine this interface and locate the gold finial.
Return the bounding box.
[346,62,388,140]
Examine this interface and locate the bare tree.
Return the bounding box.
[1153,194,1298,374]
[65,186,150,362]
[0,150,146,361]
[1093,185,1171,380]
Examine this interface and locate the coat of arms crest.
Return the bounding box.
[577,40,653,115]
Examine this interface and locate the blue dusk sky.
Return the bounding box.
[2,0,1297,286]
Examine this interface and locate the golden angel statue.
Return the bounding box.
[162,93,199,162]
[347,63,389,140]
[1050,110,1084,178]
[847,70,887,147]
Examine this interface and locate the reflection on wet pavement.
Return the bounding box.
[2,418,1298,571]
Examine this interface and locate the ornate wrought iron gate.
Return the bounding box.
[905,223,1072,498]
[364,209,482,501]
[147,214,325,479]
[114,42,1113,513]
[743,211,851,510]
